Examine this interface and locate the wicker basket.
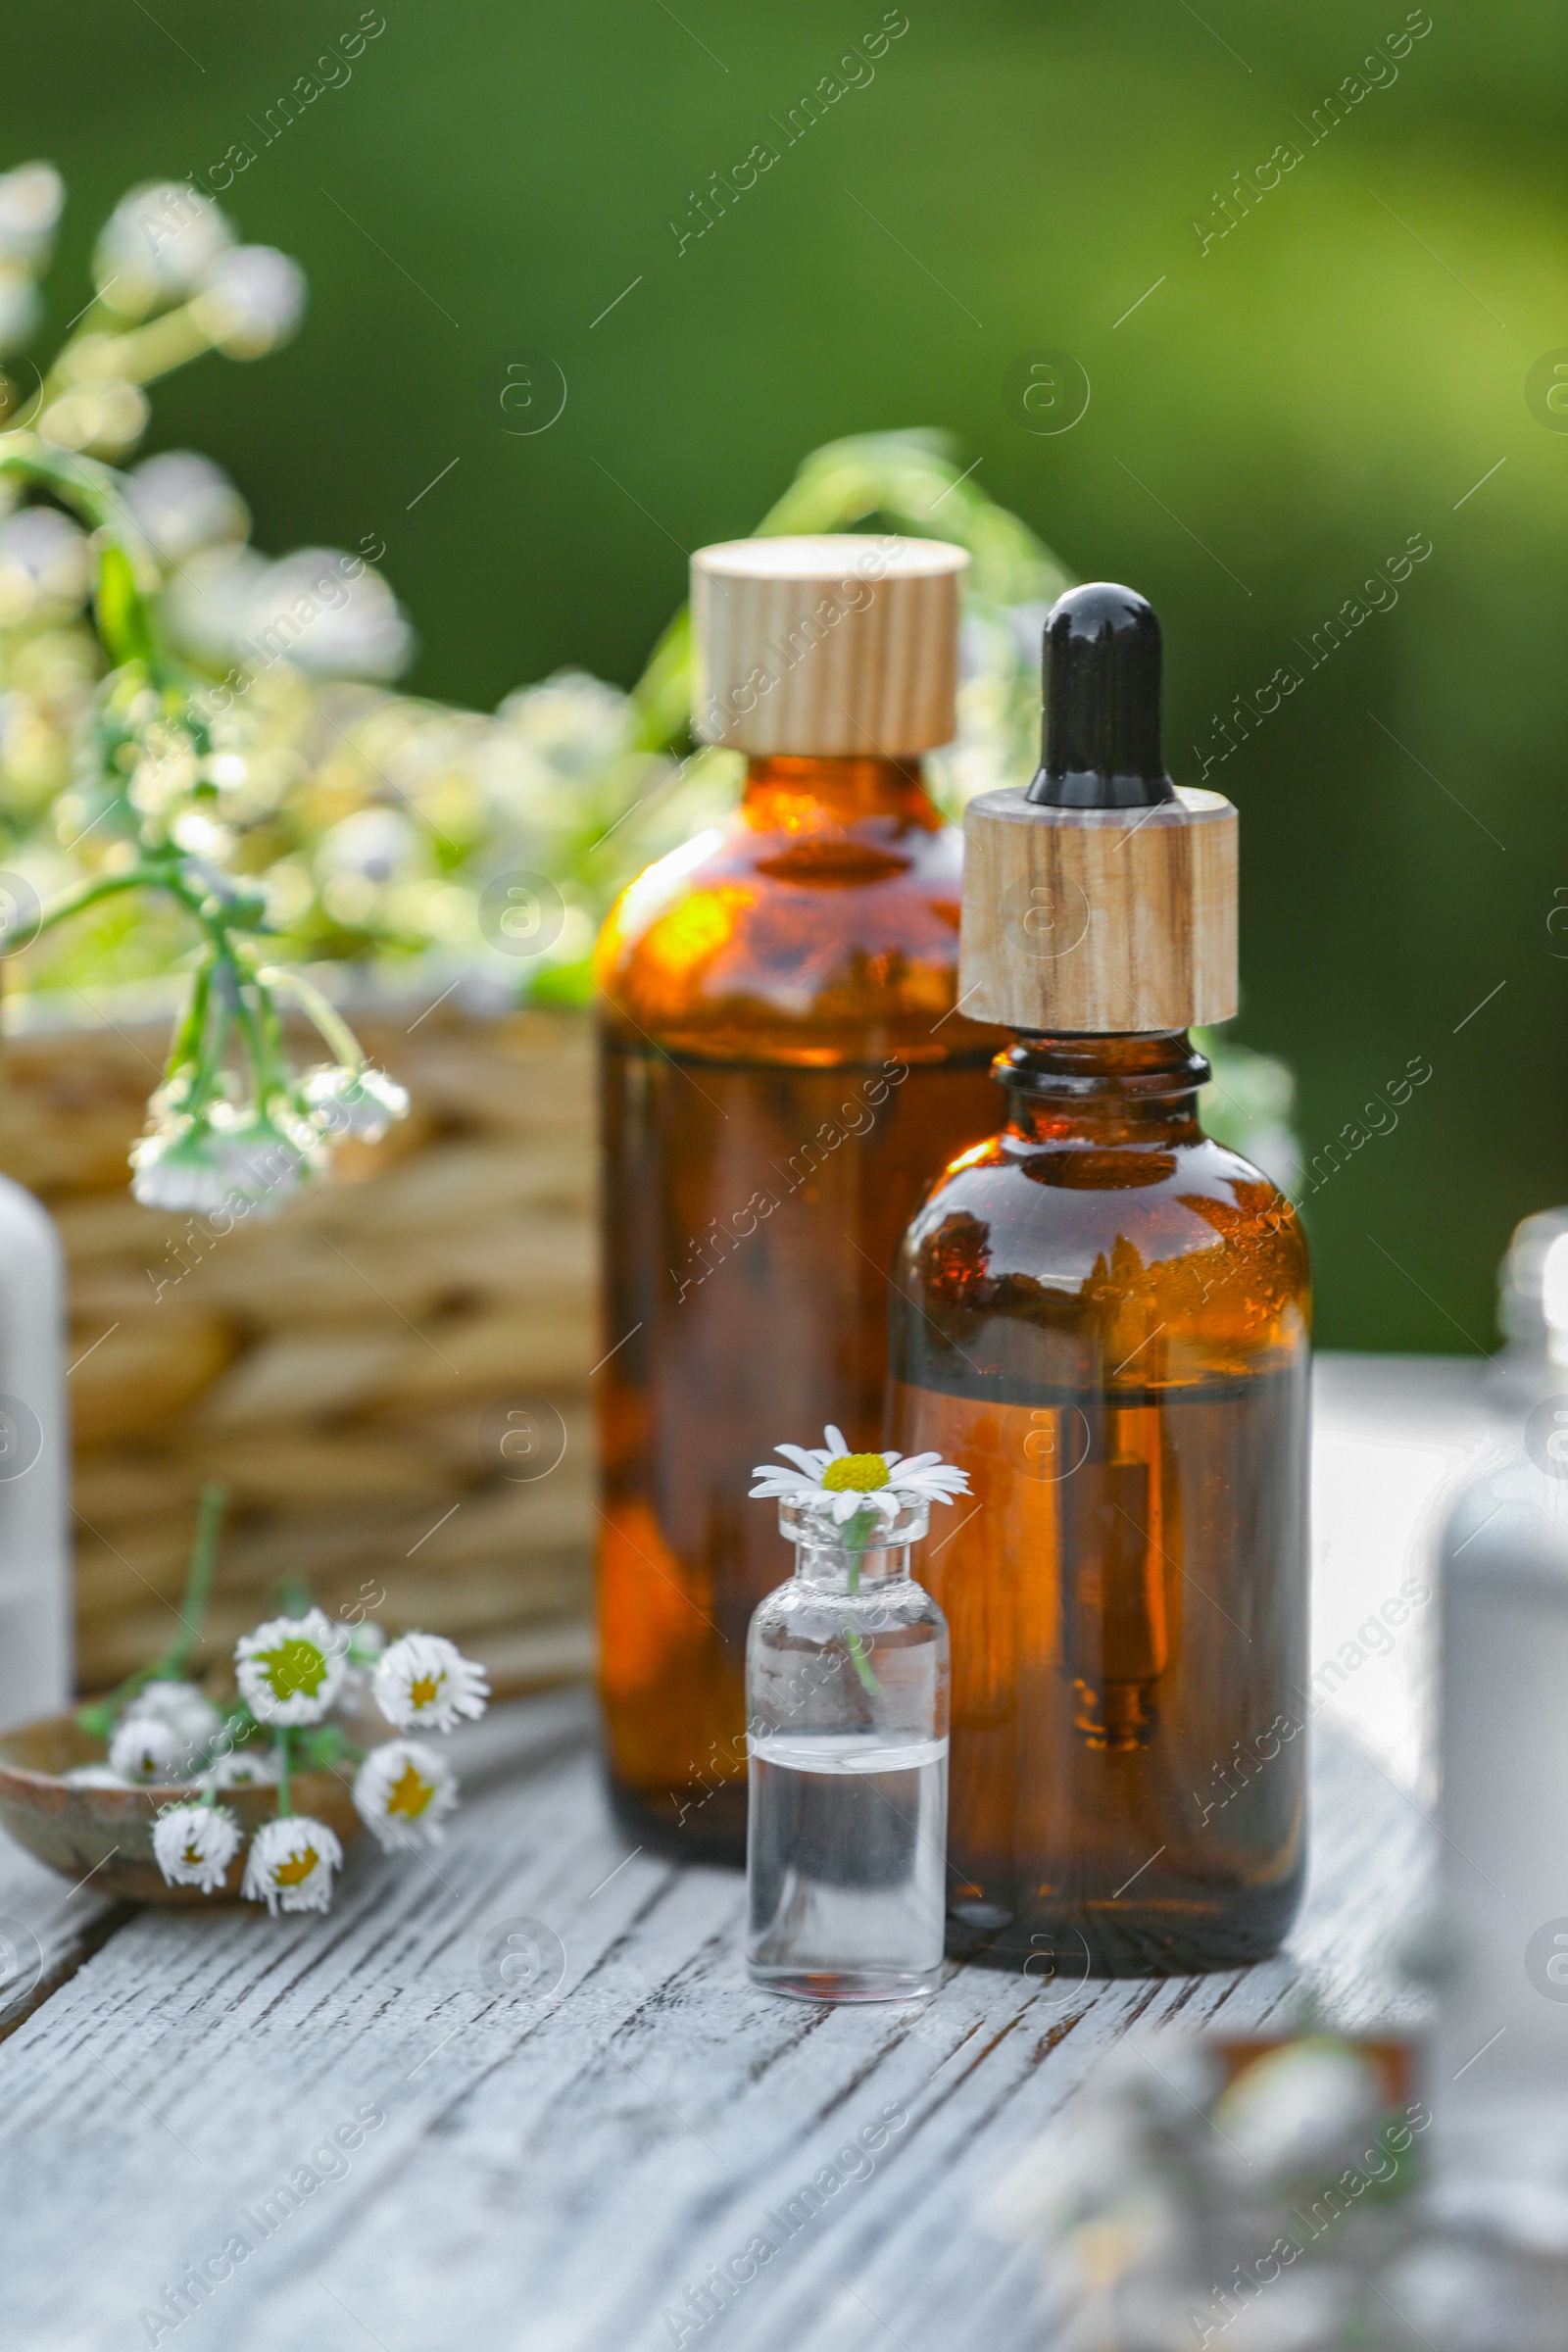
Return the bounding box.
[0,989,597,1696]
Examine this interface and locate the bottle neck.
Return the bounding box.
[741,754,940,833]
[793,1537,912,1592]
[997,1032,1208,1147]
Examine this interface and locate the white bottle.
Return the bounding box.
[0,1173,69,1730]
[1435,1207,1568,2232]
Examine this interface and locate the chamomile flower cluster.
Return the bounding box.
[69,1600,486,1917]
[0,177,1300,1203]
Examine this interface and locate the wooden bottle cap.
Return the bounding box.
[691,534,968,756]
[959,584,1238,1033]
[960,787,1238,1032]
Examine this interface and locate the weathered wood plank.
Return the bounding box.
[1,1352,1476,2351]
[0,1695,1426,2352]
[0,1815,122,2045]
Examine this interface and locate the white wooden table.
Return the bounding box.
[0,1357,1489,2352]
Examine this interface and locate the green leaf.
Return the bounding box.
[94,543,156,672]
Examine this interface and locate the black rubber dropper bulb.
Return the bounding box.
[1024,582,1176,810]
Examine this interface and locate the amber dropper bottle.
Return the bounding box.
[594,535,1006,1861]
[892,584,1311,1975]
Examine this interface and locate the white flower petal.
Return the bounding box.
[108,1716,191,1784]
[204,1747,280,1790]
[372,1634,489,1734]
[95,180,234,314]
[821,1426,851,1457]
[153,1803,241,1894]
[234,1608,348,1728]
[190,243,306,357]
[773,1445,830,1478]
[830,1491,865,1524]
[124,1680,221,1752]
[353,1740,459,1852]
[242,1814,344,1916]
[748,1468,817,1499]
[304,1063,411,1146]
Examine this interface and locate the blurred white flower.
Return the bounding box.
[0,265,41,358]
[0,162,64,267]
[304,1062,410,1144]
[153,1802,241,1893]
[205,1746,280,1790]
[108,1715,189,1784]
[123,451,249,565]
[161,542,269,667]
[242,1814,344,1916]
[210,1108,311,1208]
[235,1607,348,1727]
[131,1107,311,1215]
[353,1740,459,1851]
[1208,2036,1385,2186]
[373,1633,489,1734]
[124,1678,222,1755]
[36,380,149,457]
[169,808,235,860]
[0,508,92,624]
[244,550,413,681]
[166,545,413,683]
[494,670,635,781]
[95,180,233,315]
[190,245,306,358]
[317,807,418,883]
[130,1122,236,1213]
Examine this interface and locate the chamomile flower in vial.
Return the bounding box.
[744,1429,959,2004]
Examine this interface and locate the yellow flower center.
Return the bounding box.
[408,1672,445,1709]
[255,1638,328,1701]
[385,1760,434,1819]
[820,1453,891,1494]
[182,1842,202,1867]
[273,1845,319,1886]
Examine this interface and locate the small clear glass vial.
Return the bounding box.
[746,1491,949,2002]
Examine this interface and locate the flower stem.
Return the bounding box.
[167,1483,226,1675]
[75,1481,228,1735]
[256,966,366,1071]
[843,1505,882,1697]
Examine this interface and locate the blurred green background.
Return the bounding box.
[1,0,1564,1351]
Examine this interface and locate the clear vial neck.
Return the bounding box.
[792,1540,912,1592]
[778,1491,930,1584]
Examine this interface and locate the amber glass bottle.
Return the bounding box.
[892,584,1311,1975]
[595,537,1005,1861]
